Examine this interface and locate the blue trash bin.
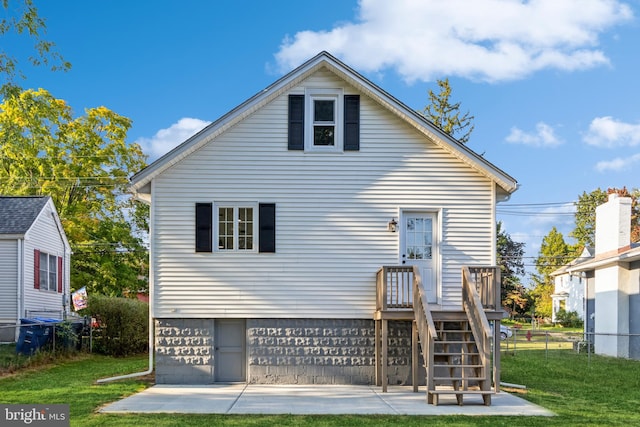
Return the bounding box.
[16,318,59,355]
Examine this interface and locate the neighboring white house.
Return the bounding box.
[550,247,594,323]
[565,194,640,359]
[129,52,518,386]
[0,196,71,342]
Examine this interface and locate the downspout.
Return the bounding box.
[96,313,154,383]
[16,238,23,342]
[97,188,154,384]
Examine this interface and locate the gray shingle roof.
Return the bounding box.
[0,196,50,235]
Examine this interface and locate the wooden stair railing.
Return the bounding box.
[376,264,499,406]
[411,266,437,395]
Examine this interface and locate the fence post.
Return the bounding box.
[545,331,549,359]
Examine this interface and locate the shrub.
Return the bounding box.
[81,295,148,356]
[555,309,583,328]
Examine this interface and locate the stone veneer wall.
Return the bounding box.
[155,318,215,384]
[247,318,421,385]
[154,318,423,385]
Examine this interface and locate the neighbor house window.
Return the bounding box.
[34,250,62,292]
[216,204,257,251]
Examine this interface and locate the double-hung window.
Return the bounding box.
[305,88,343,152]
[216,204,257,251]
[288,90,359,152]
[34,250,61,292]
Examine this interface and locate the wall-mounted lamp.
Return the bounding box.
[388,218,398,232]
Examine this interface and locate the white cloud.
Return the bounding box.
[583,116,640,147]
[595,153,640,172]
[135,118,211,161]
[274,0,632,83]
[505,122,563,147]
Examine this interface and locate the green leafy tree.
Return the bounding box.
[570,188,608,248]
[1,0,70,95]
[531,227,575,319]
[421,78,474,144]
[0,88,148,296]
[496,221,526,311]
[571,187,640,248]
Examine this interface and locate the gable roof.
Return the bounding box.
[130,51,518,199]
[566,243,640,273]
[0,196,50,235]
[550,246,594,276]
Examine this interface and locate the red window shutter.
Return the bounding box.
[57,256,63,293]
[34,249,40,289]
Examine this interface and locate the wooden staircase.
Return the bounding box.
[375,265,502,406]
[428,315,493,405]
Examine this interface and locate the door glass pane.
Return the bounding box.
[405,217,432,260]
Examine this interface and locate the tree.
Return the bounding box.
[1,0,70,95]
[421,78,474,144]
[496,221,526,313]
[571,187,640,248]
[0,88,148,295]
[530,227,575,320]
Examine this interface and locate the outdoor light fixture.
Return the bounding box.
[388,218,398,232]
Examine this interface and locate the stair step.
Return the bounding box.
[434,352,480,356]
[433,376,486,381]
[433,364,483,368]
[429,389,493,395]
[437,340,476,344]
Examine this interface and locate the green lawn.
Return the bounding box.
[1,348,639,426]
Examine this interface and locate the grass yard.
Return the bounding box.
[1,348,640,426]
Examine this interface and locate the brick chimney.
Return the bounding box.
[595,193,632,255]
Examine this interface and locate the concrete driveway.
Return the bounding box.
[100,384,554,416]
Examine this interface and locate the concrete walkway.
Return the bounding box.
[100,384,554,416]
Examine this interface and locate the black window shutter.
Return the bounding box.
[288,95,304,150]
[195,203,212,252]
[259,203,276,253]
[344,95,360,151]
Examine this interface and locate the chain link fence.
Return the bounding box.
[0,317,93,355]
[500,327,640,364]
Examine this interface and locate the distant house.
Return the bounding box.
[565,194,640,359]
[130,52,518,404]
[0,196,71,342]
[550,247,594,323]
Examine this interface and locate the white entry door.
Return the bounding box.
[401,212,437,303]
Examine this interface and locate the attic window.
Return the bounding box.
[312,99,336,146]
[306,89,342,152]
[288,92,359,152]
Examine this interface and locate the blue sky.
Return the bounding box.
[13,0,640,280]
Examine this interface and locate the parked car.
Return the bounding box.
[500,325,513,340]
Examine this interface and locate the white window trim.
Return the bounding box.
[214,202,258,252]
[305,88,343,152]
[39,251,58,292]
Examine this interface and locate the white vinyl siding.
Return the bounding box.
[0,240,18,321]
[151,69,495,318]
[22,202,69,317]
